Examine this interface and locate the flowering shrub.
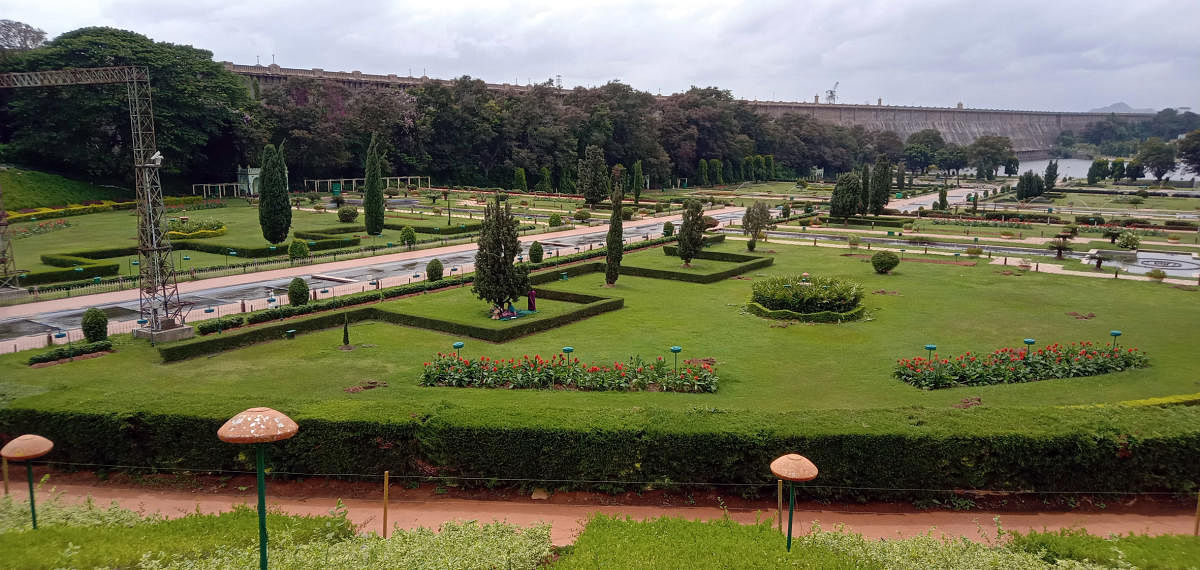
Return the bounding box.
[894,342,1150,389]
[420,352,718,393]
[751,274,863,314]
[12,219,71,239]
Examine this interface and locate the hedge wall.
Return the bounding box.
[745,302,866,323]
[3,405,1197,500]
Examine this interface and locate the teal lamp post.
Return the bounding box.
[670,345,682,374]
[1110,330,1122,349]
[924,344,936,360]
[218,408,298,570]
[2,435,54,530]
[770,454,818,552]
[562,346,574,363]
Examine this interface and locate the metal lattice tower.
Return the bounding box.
[0,66,185,329]
[0,181,15,288]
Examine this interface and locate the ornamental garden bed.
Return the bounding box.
[420,352,718,392]
[747,274,866,323]
[841,253,976,267]
[894,342,1150,389]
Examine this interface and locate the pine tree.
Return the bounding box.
[605,165,625,286]
[829,173,861,219]
[754,155,766,181]
[1044,160,1059,193]
[535,166,552,193]
[858,163,871,216]
[869,156,892,216]
[363,134,385,235]
[258,142,292,244]
[578,145,609,206]
[630,160,644,204]
[513,167,528,192]
[698,159,709,186]
[895,162,906,193]
[677,199,705,266]
[937,186,949,209]
[342,313,350,346]
[764,155,775,180]
[472,193,530,308]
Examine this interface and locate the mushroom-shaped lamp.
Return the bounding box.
[770,453,818,552]
[2,434,54,529]
[218,408,298,570]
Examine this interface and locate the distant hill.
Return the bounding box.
[0,166,133,211]
[1089,102,1156,114]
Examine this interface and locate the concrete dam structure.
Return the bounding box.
[224,62,1153,155]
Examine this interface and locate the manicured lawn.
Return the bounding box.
[0,167,133,210]
[383,286,583,326]
[621,250,746,274]
[1049,192,1200,211]
[3,240,1198,421]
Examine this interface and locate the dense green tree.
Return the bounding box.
[895,163,906,192]
[764,155,776,179]
[287,277,309,307]
[710,158,723,185]
[724,159,736,183]
[1109,159,1126,181]
[858,163,871,216]
[258,143,292,244]
[630,160,644,203]
[967,135,1014,180]
[1044,160,1059,193]
[934,144,968,174]
[0,19,47,52]
[829,173,861,219]
[472,194,529,307]
[1125,159,1145,180]
[578,144,609,206]
[513,167,528,192]
[535,166,553,193]
[873,131,905,162]
[1046,237,1072,260]
[906,129,945,154]
[676,199,705,266]
[426,258,444,281]
[80,307,108,343]
[363,134,385,235]
[741,201,771,252]
[936,186,949,210]
[754,155,767,181]
[1179,130,1200,176]
[1086,158,1109,184]
[1015,170,1045,200]
[1003,155,1020,176]
[698,159,709,186]
[869,156,892,216]
[1136,137,1177,181]
[288,239,309,260]
[528,241,544,263]
[398,226,417,247]
[903,144,933,173]
[605,165,626,285]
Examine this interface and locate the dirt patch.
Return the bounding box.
[1171,285,1198,292]
[872,290,900,296]
[729,275,752,280]
[29,350,112,368]
[1066,312,1096,320]
[345,380,389,393]
[953,397,982,409]
[684,357,717,367]
[995,270,1024,276]
[841,253,976,266]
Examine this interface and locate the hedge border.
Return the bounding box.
[745,301,866,323]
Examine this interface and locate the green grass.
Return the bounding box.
[381,286,583,328]
[1049,192,1200,211]
[0,167,133,211]
[621,251,745,274]
[1007,528,1200,569]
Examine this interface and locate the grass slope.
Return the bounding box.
[0,167,133,211]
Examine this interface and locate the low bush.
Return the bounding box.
[426,258,444,281]
[573,209,591,221]
[398,226,417,246]
[288,239,309,260]
[420,353,718,393]
[547,213,562,227]
[662,220,674,236]
[287,277,309,306]
[81,308,108,342]
[871,251,900,274]
[337,205,359,222]
[166,218,223,234]
[1146,269,1167,280]
[27,340,113,364]
[195,316,244,335]
[750,274,863,315]
[895,343,1150,389]
[745,302,866,323]
[527,241,543,263]
[965,247,983,256]
[846,235,861,248]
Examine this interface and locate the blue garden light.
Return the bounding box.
[1024,338,1036,346]
[670,345,683,373]
[1110,330,1122,349]
[453,341,464,350]
[562,346,574,361]
[136,319,148,325]
[925,344,937,360]
[204,307,215,314]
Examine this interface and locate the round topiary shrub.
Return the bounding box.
[528,241,544,263]
[337,205,359,223]
[749,274,864,321]
[288,239,310,260]
[622,207,634,221]
[548,213,563,227]
[662,221,675,237]
[574,209,591,222]
[871,251,900,274]
[702,216,719,229]
[426,258,444,281]
[399,226,417,247]
[81,307,108,342]
[287,277,309,306]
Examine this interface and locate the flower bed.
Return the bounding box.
[12,219,72,239]
[750,274,863,315]
[894,342,1150,389]
[420,352,718,393]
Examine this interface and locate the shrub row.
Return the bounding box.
[27,340,113,365]
[195,316,245,335]
[626,256,774,283]
[161,308,378,361]
[166,227,227,240]
[4,405,1196,500]
[894,343,1151,390]
[20,262,119,285]
[420,353,718,392]
[819,216,908,228]
[745,302,866,323]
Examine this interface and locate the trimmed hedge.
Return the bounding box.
[166,226,227,239]
[745,302,866,323]
[627,254,773,283]
[195,316,245,335]
[27,340,113,364]
[20,262,119,285]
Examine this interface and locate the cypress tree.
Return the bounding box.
[1044,160,1059,192]
[363,134,385,235]
[724,159,735,183]
[764,155,775,179]
[829,173,861,220]
[869,156,892,216]
[471,193,530,308]
[578,145,609,206]
[742,156,752,181]
[630,160,643,204]
[710,158,723,185]
[258,142,292,244]
[754,155,766,181]
[605,165,625,286]
[677,199,705,266]
[535,166,552,193]
[514,167,528,192]
[698,159,709,186]
[937,186,949,210]
[342,313,350,346]
[895,162,906,192]
[858,163,871,216]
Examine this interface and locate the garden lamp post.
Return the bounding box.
[925,344,937,371]
[129,258,139,277]
[670,345,682,373]
[1023,338,1036,369]
[452,341,464,357]
[562,346,574,363]
[1110,330,1122,349]
[770,454,818,552]
[1,434,54,530]
[218,408,298,570]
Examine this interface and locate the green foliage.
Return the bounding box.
[422,353,718,392]
[512,167,528,192]
[741,201,771,251]
[1136,137,1178,181]
[288,239,310,260]
[750,274,864,314]
[1043,159,1059,192]
[27,340,112,364]
[528,241,544,263]
[336,205,359,222]
[936,186,949,210]
[829,173,861,219]
[605,166,625,285]
[1117,231,1141,249]
[81,307,108,342]
[547,213,563,227]
[1015,170,1045,200]
[967,135,1013,179]
[195,316,243,335]
[698,159,709,186]
[258,143,292,244]
[1086,158,1109,184]
[0,168,132,210]
[871,251,900,274]
[578,144,609,206]
[1179,129,1200,176]
[534,166,552,193]
[288,277,309,307]
[363,134,385,235]
[868,156,892,215]
[1008,527,1200,568]
[676,199,704,264]
[1125,158,1146,180]
[709,158,723,185]
[1146,268,1167,280]
[472,194,530,307]
[662,220,674,237]
[399,226,417,247]
[630,160,644,203]
[342,313,350,346]
[1109,158,1126,181]
[0,492,150,533]
[896,344,1150,389]
[426,258,444,281]
[573,209,591,222]
[858,163,871,215]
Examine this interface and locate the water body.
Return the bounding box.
[1017,158,1191,181]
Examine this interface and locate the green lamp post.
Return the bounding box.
[770,454,818,552]
[1,434,54,530]
[453,341,465,359]
[670,345,682,374]
[218,408,298,570]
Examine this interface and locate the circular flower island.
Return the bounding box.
[747,274,865,323]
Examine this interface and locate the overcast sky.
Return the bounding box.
[4,0,1198,112]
